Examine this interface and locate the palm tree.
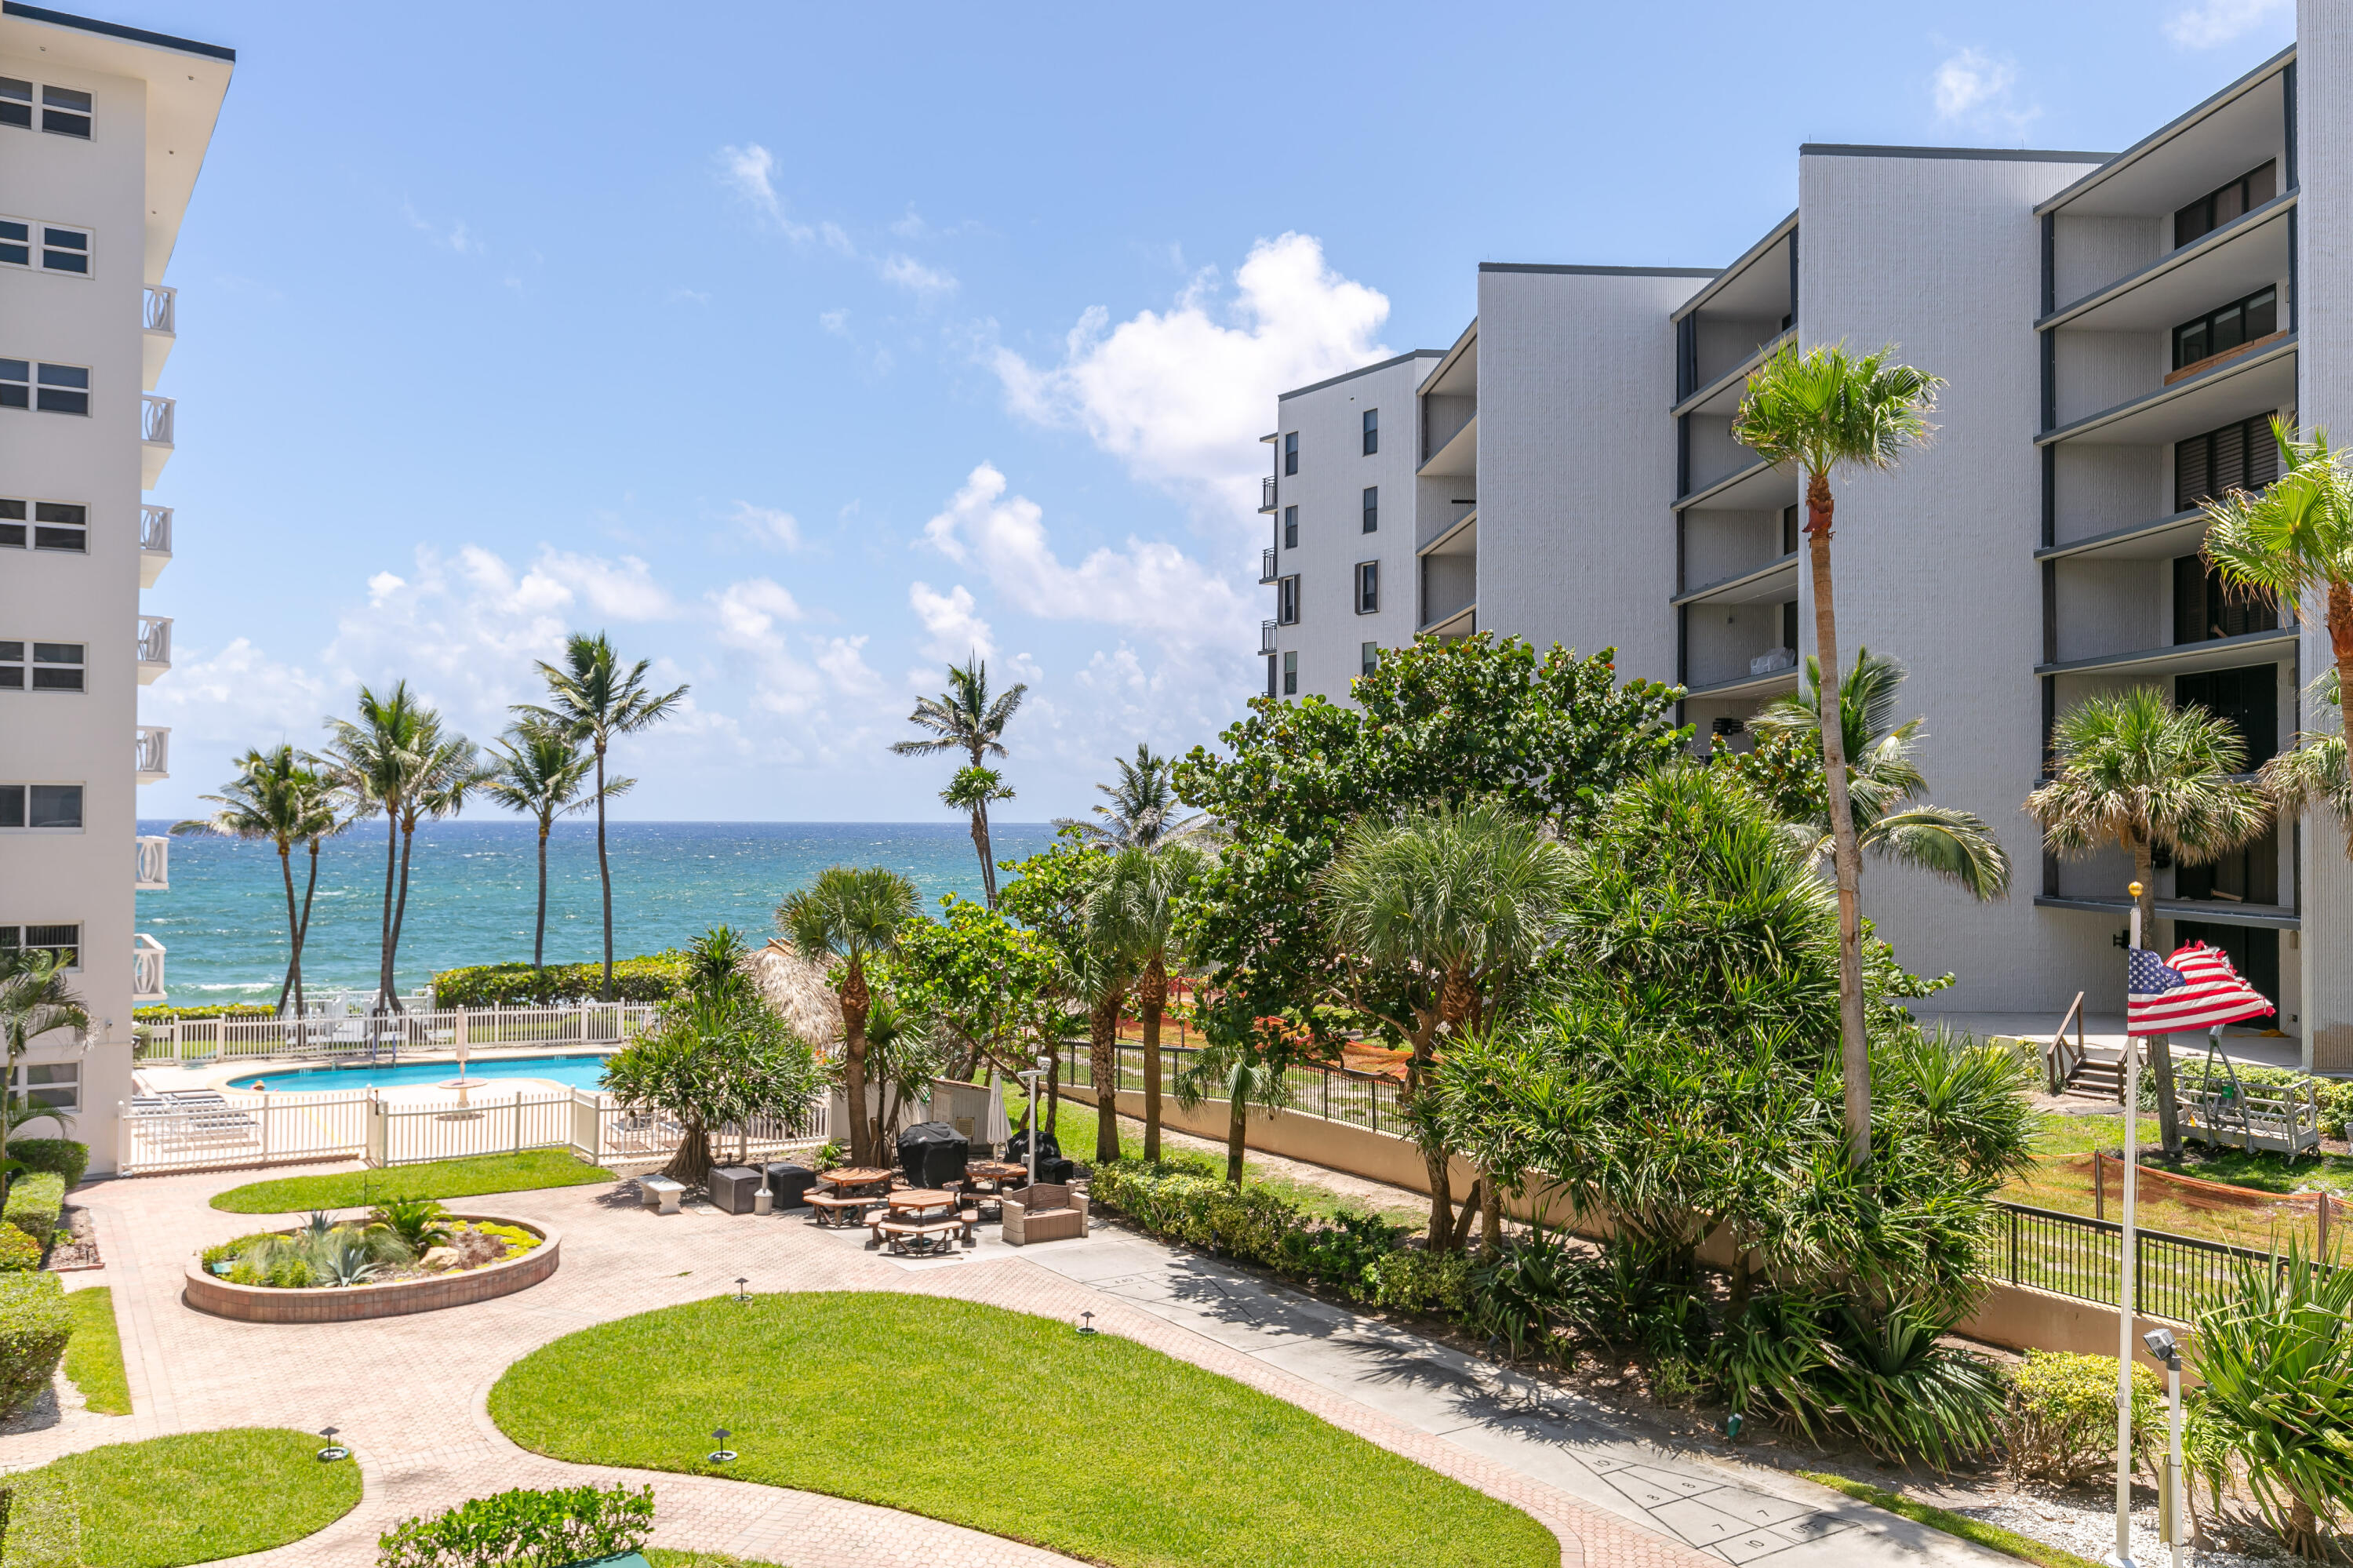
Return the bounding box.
[1750,649,2012,899]
[1174,1039,1292,1184]
[2200,420,2353,860]
[515,633,689,1002]
[0,948,87,1170]
[1733,341,1944,1170]
[482,726,613,970]
[172,746,344,1017]
[2026,688,2271,1155]
[777,866,918,1166]
[1056,744,1213,849]
[1317,802,1575,1249]
[322,682,439,1012]
[940,766,1015,907]
[384,729,488,1010]
[1086,842,1205,1160]
[892,656,1027,908]
[1064,915,1136,1167]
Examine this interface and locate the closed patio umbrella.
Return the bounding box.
[982,1069,1011,1155]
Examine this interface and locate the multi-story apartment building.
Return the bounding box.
[1261,24,2353,1073]
[0,4,231,1173]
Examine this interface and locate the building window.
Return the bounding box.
[2174,555,2280,644]
[9,1062,79,1114]
[0,360,91,416]
[1276,576,1300,626]
[0,924,79,969]
[1283,504,1298,550]
[1282,650,1298,696]
[0,220,92,275]
[2174,160,2277,249]
[1362,409,1379,455]
[1362,486,1378,533]
[0,500,89,552]
[39,85,91,139]
[1361,641,1379,678]
[0,642,85,693]
[2173,286,2277,371]
[1781,599,1799,654]
[2177,666,2281,770]
[0,78,26,129]
[0,785,83,831]
[1283,431,1298,476]
[2175,416,2282,511]
[1265,653,1278,700]
[1782,504,1800,555]
[1356,561,1380,614]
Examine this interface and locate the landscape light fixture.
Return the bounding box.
[1077,1311,1097,1337]
[316,1425,348,1463]
[708,1426,736,1464]
[736,1276,750,1304]
[2144,1328,2188,1567]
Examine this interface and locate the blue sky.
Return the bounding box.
[128,0,2295,822]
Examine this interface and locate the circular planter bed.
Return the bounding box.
[184,1214,559,1323]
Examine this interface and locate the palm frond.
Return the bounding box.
[1863,807,2013,900]
[1732,341,1942,481]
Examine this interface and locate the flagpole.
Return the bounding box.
[2110,881,2144,1568]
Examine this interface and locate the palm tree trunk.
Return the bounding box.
[840,958,871,1166]
[2126,836,2185,1153]
[969,804,996,910]
[275,842,301,1017]
[388,817,418,1015]
[1806,467,1872,1170]
[293,839,320,1042]
[663,1117,712,1187]
[2332,580,2353,861]
[1405,1043,1457,1250]
[1480,1173,1504,1258]
[1139,955,1167,1162]
[1089,990,1124,1166]
[1226,1084,1247,1184]
[533,820,551,970]
[376,812,399,1010]
[595,743,615,1002]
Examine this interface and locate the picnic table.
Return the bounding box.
[961,1161,1025,1219]
[871,1189,976,1256]
[816,1166,894,1195]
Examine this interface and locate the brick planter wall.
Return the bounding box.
[183,1216,560,1323]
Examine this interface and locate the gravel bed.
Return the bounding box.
[1950,1479,2291,1566]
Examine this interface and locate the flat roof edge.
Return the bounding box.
[2,2,234,60]
[1672,209,1799,323]
[1277,349,1446,403]
[1802,142,2112,162]
[1478,262,1719,277]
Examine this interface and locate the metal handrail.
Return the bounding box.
[2045,990,2087,1093]
[135,726,170,777]
[144,284,176,334]
[142,394,174,446]
[140,505,173,555]
[136,615,172,665]
[1260,475,1278,512]
[1260,619,1277,656]
[1260,547,1278,583]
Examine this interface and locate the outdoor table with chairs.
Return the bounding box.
[869,1187,973,1255]
[806,1166,895,1229]
[960,1160,1027,1220]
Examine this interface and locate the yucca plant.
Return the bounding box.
[1818,1302,2007,1471]
[2191,1241,2353,1560]
[370,1199,454,1256]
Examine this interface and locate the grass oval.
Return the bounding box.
[2,1428,362,1566]
[489,1290,1558,1568]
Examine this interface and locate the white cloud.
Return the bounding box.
[402,202,482,255]
[138,637,333,753]
[908,580,995,663]
[2163,0,2289,47]
[1931,45,2038,132]
[920,463,1249,649]
[707,578,824,715]
[818,309,850,336]
[994,232,1389,518]
[729,500,802,551]
[717,144,812,242]
[522,549,680,621]
[813,634,887,700]
[879,253,958,301]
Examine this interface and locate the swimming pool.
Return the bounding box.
[228,1053,613,1093]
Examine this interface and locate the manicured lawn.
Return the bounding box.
[209,1149,612,1213]
[0,1428,360,1566]
[1798,1472,2100,1568]
[492,1293,1558,1568]
[61,1286,128,1416]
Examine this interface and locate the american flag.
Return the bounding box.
[2126,942,2276,1035]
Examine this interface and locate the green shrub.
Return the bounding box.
[5,1171,64,1245]
[431,953,691,1007]
[8,1140,88,1188]
[376,1481,654,1568]
[0,1226,41,1272]
[132,1003,278,1023]
[1467,1231,1587,1363]
[2006,1349,2162,1486]
[1369,1249,1473,1315]
[201,1232,282,1271]
[0,1272,68,1417]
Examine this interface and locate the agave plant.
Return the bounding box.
[370,1198,454,1256]
[311,1229,391,1287]
[1818,1302,2007,1471]
[296,1210,337,1242]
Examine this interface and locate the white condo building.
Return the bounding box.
[0,3,230,1173]
[1260,19,2353,1074]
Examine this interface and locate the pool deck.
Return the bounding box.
[137,1043,615,1103]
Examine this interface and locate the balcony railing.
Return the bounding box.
[1260,475,1278,513]
[1260,619,1278,656]
[1260,547,1278,584]
[133,933,167,1002]
[135,725,170,781]
[144,284,176,335]
[136,835,169,890]
[141,505,173,555]
[142,394,175,446]
[137,615,173,671]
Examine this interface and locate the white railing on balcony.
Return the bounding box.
[135,835,169,890]
[142,394,174,446]
[1260,546,1278,583]
[132,933,166,1002]
[1260,619,1278,656]
[144,284,176,335]
[136,725,170,780]
[140,505,173,555]
[1261,475,1278,512]
[136,615,172,668]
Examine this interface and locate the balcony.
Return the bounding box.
[1260,619,1277,657]
[132,933,166,1002]
[2039,333,2297,449]
[135,725,169,784]
[2035,625,2297,681]
[1260,475,1278,514]
[141,395,175,489]
[136,615,172,683]
[140,504,173,588]
[1672,551,1799,609]
[135,835,169,891]
[1260,547,1278,584]
[143,284,176,389]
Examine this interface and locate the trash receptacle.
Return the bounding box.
[896,1122,969,1189]
[763,1162,817,1210]
[707,1166,763,1215]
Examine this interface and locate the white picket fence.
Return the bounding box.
[133,1001,660,1064]
[116,1086,830,1177]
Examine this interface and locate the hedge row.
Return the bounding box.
[431,952,693,1007]
[1089,1156,1471,1317]
[131,1004,278,1024]
[4,1173,63,1247]
[9,1141,87,1190]
[0,1273,66,1417]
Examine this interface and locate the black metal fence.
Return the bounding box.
[1995,1201,2289,1322]
[1052,1041,1409,1137]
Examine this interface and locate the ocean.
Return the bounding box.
[136,819,1060,1005]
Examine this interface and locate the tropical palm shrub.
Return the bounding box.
[1815,1303,2006,1470]
[230,1224,411,1289]
[1466,1229,1591,1363]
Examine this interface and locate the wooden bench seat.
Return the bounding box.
[807,1192,878,1228]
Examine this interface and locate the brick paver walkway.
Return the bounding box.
[3,1165,1934,1567]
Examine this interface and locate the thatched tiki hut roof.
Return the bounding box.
[744,939,842,1053]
